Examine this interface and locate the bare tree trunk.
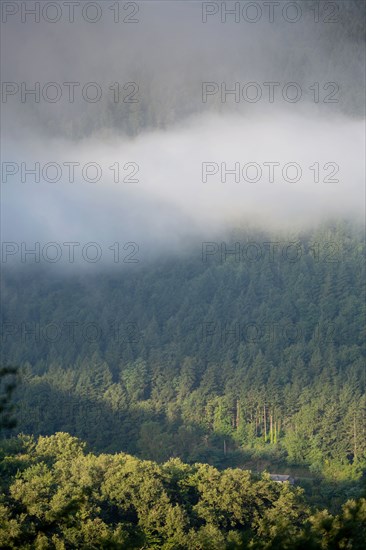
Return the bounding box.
[264,404,267,442]
[270,413,273,444]
[274,418,277,444]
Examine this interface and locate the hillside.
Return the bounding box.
[1,221,365,485]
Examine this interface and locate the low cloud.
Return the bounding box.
[1,1,364,266]
[2,108,364,260]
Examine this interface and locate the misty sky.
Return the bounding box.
[1,0,365,263]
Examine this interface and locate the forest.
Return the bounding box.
[0,432,365,549]
[1,220,365,547]
[1,0,365,546]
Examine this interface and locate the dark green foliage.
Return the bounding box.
[0,221,365,546]
[0,367,18,431]
[1,222,365,481]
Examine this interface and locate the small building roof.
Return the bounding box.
[269,474,294,483]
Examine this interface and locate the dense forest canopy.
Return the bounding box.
[1,221,365,486]
[0,432,365,549]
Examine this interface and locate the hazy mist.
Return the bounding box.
[1,0,365,264]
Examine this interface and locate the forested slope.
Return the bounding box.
[1,221,365,480]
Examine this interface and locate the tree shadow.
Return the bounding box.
[9,380,249,468]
